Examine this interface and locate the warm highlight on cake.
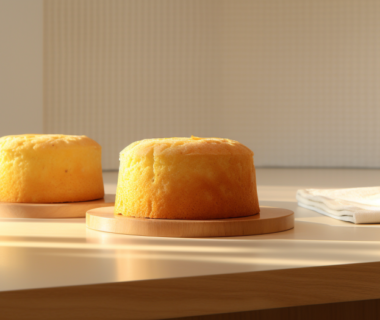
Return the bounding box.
[115,136,260,220]
[0,134,104,203]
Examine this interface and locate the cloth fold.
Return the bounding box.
[296,187,380,224]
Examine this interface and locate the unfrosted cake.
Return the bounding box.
[0,134,104,203]
[115,136,260,220]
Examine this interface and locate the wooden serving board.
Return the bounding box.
[86,206,294,238]
[0,194,115,219]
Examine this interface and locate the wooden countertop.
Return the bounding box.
[1,168,380,319]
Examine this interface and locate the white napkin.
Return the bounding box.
[296,187,380,224]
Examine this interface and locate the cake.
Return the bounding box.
[115,136,260,219]
[0,134,104,203]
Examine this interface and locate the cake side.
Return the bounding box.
[0,134,104,203]
[115,137,259,220]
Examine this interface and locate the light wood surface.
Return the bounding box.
[2,169,380,319]
[86,206,294,238]
[0,194,115,218]
[1,261,380,320]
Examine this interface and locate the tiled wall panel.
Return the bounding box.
[45,0,380,169]
[44,0,223,169]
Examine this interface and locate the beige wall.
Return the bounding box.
[0,0,43,137]
[44,0,224,169]
[222,0,380,168]
[2,1,380,169]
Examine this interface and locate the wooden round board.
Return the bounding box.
[0,194,115,219]
[86,206,294,238]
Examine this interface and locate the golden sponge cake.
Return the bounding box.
[115,136,260,219]
[0,134,104,203]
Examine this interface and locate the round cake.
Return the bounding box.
[0,134,104,203]
[115,136,260,219]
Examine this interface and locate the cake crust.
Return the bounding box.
[0,134,104,203]
[115,136,260,219]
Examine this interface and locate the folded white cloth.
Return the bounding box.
[296,187,380,224]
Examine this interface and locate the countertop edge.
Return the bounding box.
[1,261,380,320]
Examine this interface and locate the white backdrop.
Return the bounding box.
[0,0,43,137]
[2,1,380,169]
